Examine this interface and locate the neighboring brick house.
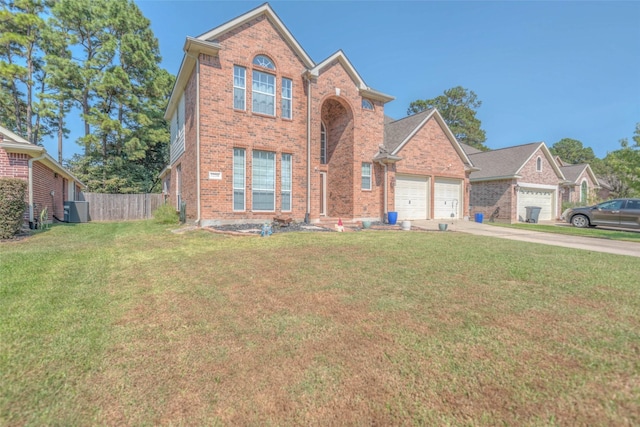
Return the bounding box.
[464,142,566,223]
[555,157,600,208]
[0,125,84,228]
[161,3,475,226]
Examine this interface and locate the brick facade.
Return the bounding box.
[164,5,472,225]
[0,145,81,226]
[469,145,565,223]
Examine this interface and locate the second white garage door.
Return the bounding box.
[434,178,463,219]
[516,188,555,221]
[395,175,428,220]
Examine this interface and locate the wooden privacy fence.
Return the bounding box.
[81,193,165,221]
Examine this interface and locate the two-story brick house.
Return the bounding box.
[161,3,475,226]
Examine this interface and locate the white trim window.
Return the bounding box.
[362,98,374,110]
[320,122,327,164]
[233,65,246,110]
[252,150,275,211]
[581,180,588,202]
[361,162,372,190]
[536,156,542,172]
[252,70,275,116]
[170,94,185,164]
[281,77,292,119]
[281,153,292,211]
[233,148,246,211]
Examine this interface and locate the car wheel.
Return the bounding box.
[571,214,589,228]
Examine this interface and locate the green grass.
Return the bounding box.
[490,221,640,242]
[1,222,639,425]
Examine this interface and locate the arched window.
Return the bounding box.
[536,156,542,172]
[252,55,276,115]
[362,99,374,110]
[253,55,275,69]
[320,122,327,164]
[581,181,588,202]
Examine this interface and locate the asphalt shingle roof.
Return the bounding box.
[560,164,588,184]
[468,142,542,180]
[383,109,434,153]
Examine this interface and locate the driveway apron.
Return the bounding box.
[412,220,640,258]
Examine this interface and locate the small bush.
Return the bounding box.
[152,202,179,224]
[0,178,28,239]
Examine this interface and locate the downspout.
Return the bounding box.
[195,55,201,225]
[28,151,46,227]
[305,76,311,223]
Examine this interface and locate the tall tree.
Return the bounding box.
[59,0,173,193]
[408,86,488,150]
[550,138,596,165]
[0,0,51,143]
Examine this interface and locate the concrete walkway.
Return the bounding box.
[411,219,640,258]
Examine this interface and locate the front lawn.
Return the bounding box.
[1,222,639,425]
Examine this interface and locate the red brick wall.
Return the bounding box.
[194,15,309,224]
[469,179,515,223]
[1,149,67,224]
[393,117,469,218]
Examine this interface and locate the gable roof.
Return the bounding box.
[309,50,394,103]
[468,142,565,182]
[0,125,85,186]
[198,3,314,68]
[382,109,475,169]
[559,163,600,187]
[459,143,483,155]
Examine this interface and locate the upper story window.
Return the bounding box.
[281,78,292,119]
[253,55,275,70]
[536,156,542,172]
[253,70,275,116]
[362,99,374,110]
[252,55,276,116]
[233,65,246,110]
[320,122,327,164]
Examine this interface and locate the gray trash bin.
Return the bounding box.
[525,206,541,223]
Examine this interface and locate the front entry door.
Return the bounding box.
[319,172,327,216]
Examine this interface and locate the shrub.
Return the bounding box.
[0,178,27,239]
[152,202,179,224]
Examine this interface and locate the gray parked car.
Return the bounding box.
[565,198,640,229]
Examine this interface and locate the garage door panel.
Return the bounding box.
[395,175,428,220]
[434,178,462,219]
[517,188,554,221]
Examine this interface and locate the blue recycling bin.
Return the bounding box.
[474,212,484,223]
[388,211,398,225]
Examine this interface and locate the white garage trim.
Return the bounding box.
[434,178,463,219]
[395,175,429,220]
[516,186,556,222]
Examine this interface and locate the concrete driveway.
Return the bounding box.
[412,219,640,258]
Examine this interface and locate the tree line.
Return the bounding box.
[409,86,639,198]
[0,0,174,193]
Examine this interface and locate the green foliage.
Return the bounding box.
[0,178,27,238]
[602,123,640,197]
[550,138,596,164]
[152,202,178,225]
[2,0,174,192]
[408,86,488,150]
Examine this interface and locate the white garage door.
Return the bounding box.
[434,178,462,219]
[517,188,554,221]
[395,175,428,220]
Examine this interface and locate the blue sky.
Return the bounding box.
[47,0,640,160]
